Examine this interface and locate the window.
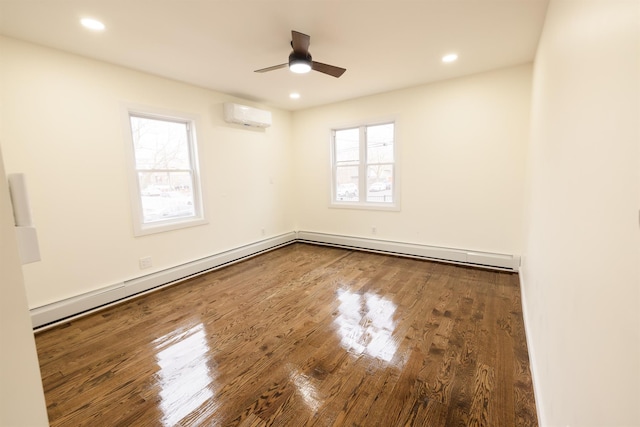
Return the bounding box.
[332,122,396,208]
[126,110,206,235]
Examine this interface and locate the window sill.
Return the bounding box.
[134,217,208,237]
[329,202,400,212]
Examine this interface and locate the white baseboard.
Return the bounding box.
[32,231,520,330]
[518,267,546,426]
[31,232,297,329]
[296,231,520,271]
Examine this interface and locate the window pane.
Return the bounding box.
[139,171,195,223]
[367,165,393,203]
[131,116,191,170]
[367,123,394,164]
[335,128,359,164]
[335,166,359,202]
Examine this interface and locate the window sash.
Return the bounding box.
[127,110,205,235]
[332,122,396,208]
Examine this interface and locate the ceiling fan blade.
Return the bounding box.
[254,63,288,73]
[311,61,346,78]
[291,31,310,54]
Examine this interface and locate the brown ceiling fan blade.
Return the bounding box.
[291,31,310,54]
[311,61,346,78]
[254,63,288,73]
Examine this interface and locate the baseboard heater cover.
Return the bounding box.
[295,231,520,271]
[31,231,519,330]
[30,232,297,329]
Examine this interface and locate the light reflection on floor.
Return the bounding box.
[288,366,321,414]
[333,288,399,362]
[154,323,215,426]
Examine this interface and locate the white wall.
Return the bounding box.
[293,64,532,256]
[0,148,49,426]
[522,1,640,425]
[0,37,294,308]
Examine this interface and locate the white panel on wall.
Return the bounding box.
[0,147,49,426]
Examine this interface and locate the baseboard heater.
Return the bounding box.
[296,231,520,272]
[31,231,519,330]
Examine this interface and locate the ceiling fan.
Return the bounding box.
[254,31,346,78]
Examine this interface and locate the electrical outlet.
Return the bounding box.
[372,227,377,235]
[261,228,266,236]
[139,256,152,269]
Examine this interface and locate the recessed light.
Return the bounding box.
[289,93,301,99]
[442,53,458,63]
[81,18,105,31]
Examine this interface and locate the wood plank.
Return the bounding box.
[468,363,496,427]
[35,243,537,426]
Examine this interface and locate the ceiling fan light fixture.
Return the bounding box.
[289,60,311,74]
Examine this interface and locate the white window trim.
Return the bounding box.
[330,120,400,211]
[123,105,207,236]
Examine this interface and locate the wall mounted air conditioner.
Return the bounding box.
[223,103,272,128]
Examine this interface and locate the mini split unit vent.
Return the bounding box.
[223,103,272,128]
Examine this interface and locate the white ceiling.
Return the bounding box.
[0,0,549,111]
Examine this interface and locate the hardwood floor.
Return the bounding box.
[35,243,537,426]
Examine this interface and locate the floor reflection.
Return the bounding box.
[334,288,398,362]
[154,323,215,426]
[288,367,321,413]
